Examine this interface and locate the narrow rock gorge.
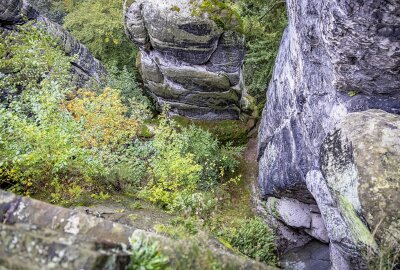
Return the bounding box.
[257,0,400,269]
[0,0,399,269]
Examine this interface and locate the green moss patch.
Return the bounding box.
[172,116,248,145]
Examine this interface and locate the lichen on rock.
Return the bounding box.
[124,0,255,120]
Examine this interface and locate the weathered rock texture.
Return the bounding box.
[257,0,400,268]
[124,0,255,120]
[0,190,133,269]
[0,190,276,270]
[0,0,106,85]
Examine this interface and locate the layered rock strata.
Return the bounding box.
[124,0,255,120]
[257,0,400,268]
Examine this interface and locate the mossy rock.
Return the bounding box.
[173,116,249,145]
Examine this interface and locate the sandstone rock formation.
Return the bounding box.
[307,110,400,269]
[0,190,276,269]
[124,0,255,120]
[0,0,106,85]
[257,0,400,268]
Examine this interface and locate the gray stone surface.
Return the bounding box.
[267,197,311,229]
[265,197,329,249]
[306,110,400,268]
[257,0,400,268]
[306,170,377,269]
[281,240,330,270]
[0,190,276,270]
[0,0,106,85]
[0,190,133,269]
[258,0,400,203]
[124,0,255,120]
[320,109,400,240]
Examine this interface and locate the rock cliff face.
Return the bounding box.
[258,0,400,268]
[124,0,255,120]
[0,0,106,85]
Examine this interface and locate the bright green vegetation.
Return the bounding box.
[0,24,147,205]
[0,0,283,267]
[128,237,171,270]
[63,0,138,70]
[0,24,243,209]
[237,0,287,107]
[173,116,249,145]
[219,217,277,264]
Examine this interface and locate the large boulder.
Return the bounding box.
[257,0,400,268]
[0,0,106,85]
[307,110,400,269]
[124,0,255,120]
[0,190,276,269]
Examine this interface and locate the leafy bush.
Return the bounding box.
[141,110,243,211]
[63,0,138,69]
[190,0,243,32]
[106,66,152,111]
[172,191,218,219]
[218,217,277,265]
[0,23,72,101]
[0,24,149,204]
[66,88,139,150]
[143,116,202,208]
[128,237,171,270]
[238,0,287,105]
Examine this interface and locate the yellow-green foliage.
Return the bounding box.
[0,24,147,204]
[141,110,243,212]
[170,5,181,12]
[0,25,105,202]
[142,114,202,208]
[63,0,138,69]
[67,88,138,150]
[190,0,243,33]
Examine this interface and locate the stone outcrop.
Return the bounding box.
[0,190,133,269]
[0,0,106,85]
[257,0,400,268]
[0,190,276,269]
[124,0,255,120]
[307,110,400,269]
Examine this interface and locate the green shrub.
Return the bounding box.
[0,23,72,100]
[63,0,138,70]
[190,0,243,33]
[172,191,218,219]
[128,237,171,270]
[238,0,287,105]
[173,116,248,145]
[106,66,152,111]
[218,217,277,265]
[0,24,106,204]
[141,110,243,211]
